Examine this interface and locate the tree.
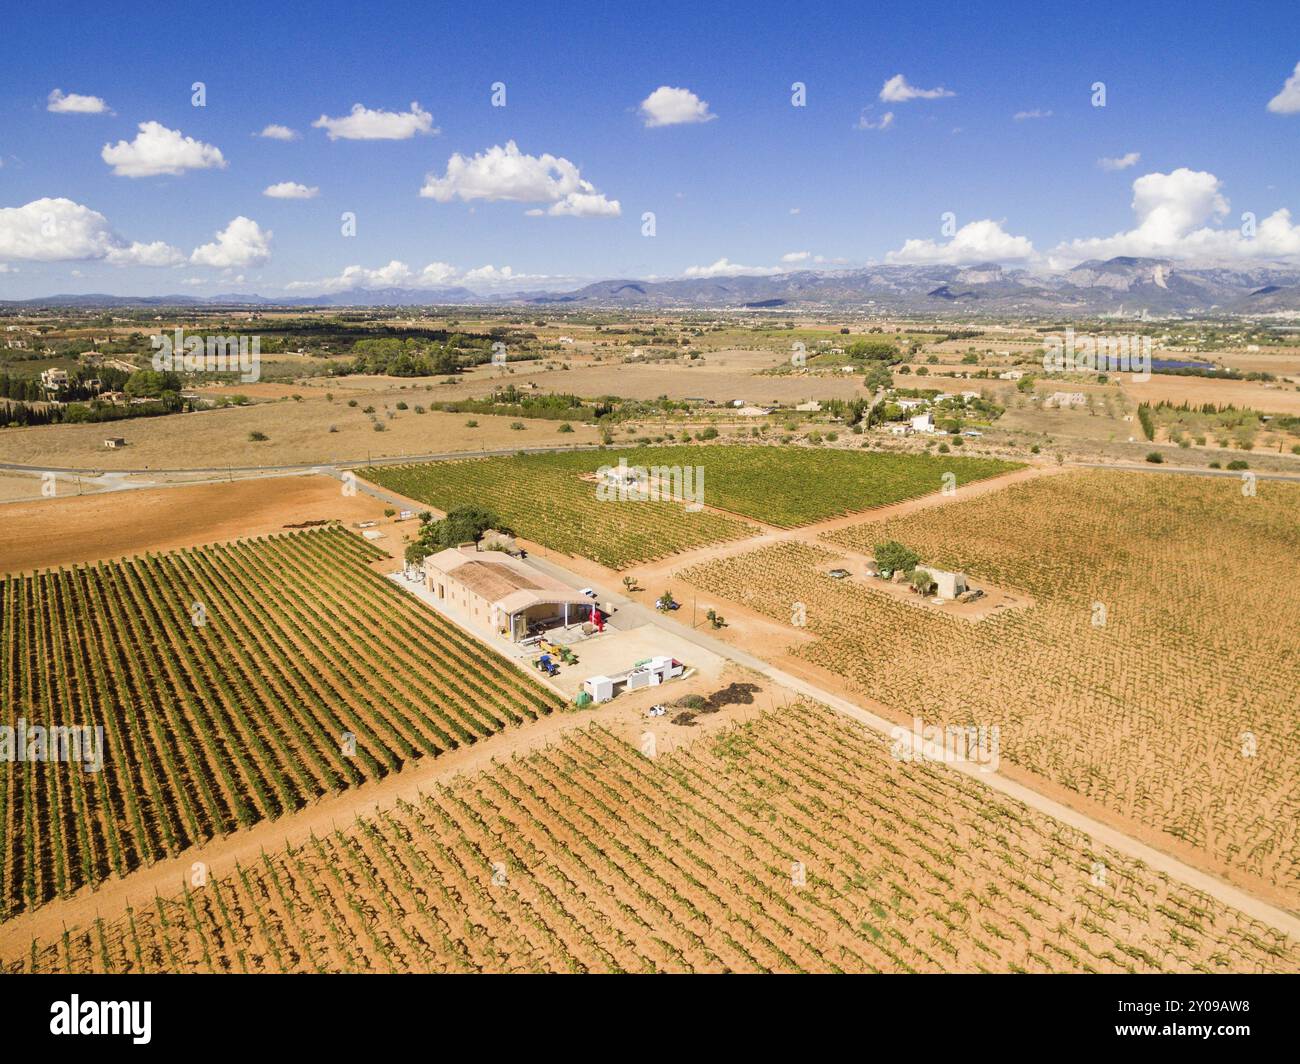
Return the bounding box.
[873,540,919,575]
[124,369,181,398]
[847,338,899,362]
[413,505,507,556]
[910,569,935,595]
[863,362,893,393]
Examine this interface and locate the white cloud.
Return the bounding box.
[879,74,955,103]
[682,257,782,278]
[263,181,319,199]
[782,251,811,263]
[1098,152,1141,171]
[638,86,716,127]
[789,207,801,215]
[0,197,182,265]
[257,124,300,141]
[189,217,272,268]
[0,263,17,273]
[419,141,620,217]
[1013,109,1052,121]
[312,102,436,140]
[106,241,186,267]
[855,109,895,131]
[47,88,112,115]
[287,259,535,293]
[101,121,226,177]
[887,219,1035,265]
[1053,168,1300,263]
[1266,61,1300,115]
[461,264,516,284]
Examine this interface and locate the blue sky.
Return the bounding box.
[1,0,1299,297]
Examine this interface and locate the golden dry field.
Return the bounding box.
[0,399,601,471]
[678,470,1300,901]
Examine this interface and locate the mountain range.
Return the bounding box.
[5,258,1300,316]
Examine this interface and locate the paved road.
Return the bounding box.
[525,553,1300,940]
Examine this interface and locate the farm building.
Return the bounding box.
[925,567,968,599]
[910,412,936,434]
[103,437,126,449]
[424,546,594,642]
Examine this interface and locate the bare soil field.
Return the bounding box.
[1122,373,1300,416]
[8,703,1295,973]
[677,470,1300,904]
[0,474,388,575]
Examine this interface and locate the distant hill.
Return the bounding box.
[7,258,1300,315]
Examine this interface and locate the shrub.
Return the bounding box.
[248,430,268,442]
[1226,459,1249,470]
[557,422,574,433]
[510,421,525,431]
[347,399,358,408]
[1145,451,1164,463]
[465,419,478,428]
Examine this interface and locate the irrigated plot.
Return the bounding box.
[10,705,1296,974]
[361,445,1020,568]
[0,526,563,919]
[361,448,760,568]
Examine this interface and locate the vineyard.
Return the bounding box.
[363,449,757,569]
[359,446,1020,568]
[0,526,563,920]
[679,471,1300,899]
[7,704,1295,974]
